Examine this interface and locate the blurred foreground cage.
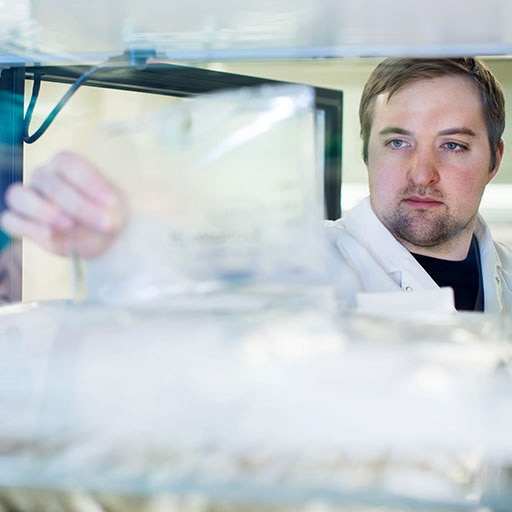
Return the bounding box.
[1,300,512,511]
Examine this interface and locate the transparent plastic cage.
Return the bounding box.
[79,83,328,304]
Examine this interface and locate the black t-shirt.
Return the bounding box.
[411,236,484,312]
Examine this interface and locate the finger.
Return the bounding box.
[30,164,117,233]
[4,183,74,231]
[51,151,118,207]
[0,210,72,256]
[0,210,116,259]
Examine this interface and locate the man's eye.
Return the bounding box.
[444,141,467,152]
[387,139,407,149]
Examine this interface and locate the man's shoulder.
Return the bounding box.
[324,218,353,247]
[475,216,512,270]
[324,197,372,232]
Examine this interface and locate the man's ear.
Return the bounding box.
[490,138,505,181]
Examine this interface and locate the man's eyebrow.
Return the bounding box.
[378,127,413,137]
[438,127,476,137]
[378,127,477,137]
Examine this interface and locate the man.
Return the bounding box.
[325,58,512,313]
[1,57,511,312]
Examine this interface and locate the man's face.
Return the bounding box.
[366,75,502,259]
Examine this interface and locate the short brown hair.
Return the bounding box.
[359,57,505,170]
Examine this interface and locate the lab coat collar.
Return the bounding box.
[342,197,437,290]
[474,215,503,314]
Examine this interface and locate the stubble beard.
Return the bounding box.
[382,198,473,249]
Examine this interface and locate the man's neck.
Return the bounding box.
[397,231,474,261]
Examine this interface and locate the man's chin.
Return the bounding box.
[391,220,450,248]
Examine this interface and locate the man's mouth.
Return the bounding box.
[402,195,444,209]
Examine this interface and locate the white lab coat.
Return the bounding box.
[325,197,512,314]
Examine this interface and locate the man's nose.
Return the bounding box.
[406,147,440,186]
